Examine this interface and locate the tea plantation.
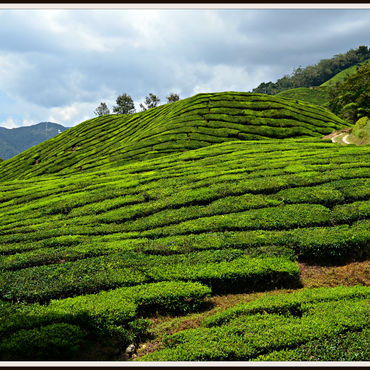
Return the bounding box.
[0,92,368,361]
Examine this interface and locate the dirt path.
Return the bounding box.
[342,134,351,144]
[323,129,352,145]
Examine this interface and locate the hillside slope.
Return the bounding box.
[276,86,330,107]
[0,122,69,160]
[0,92,349,182]
[0,138,369,360]
[321,58,370,87]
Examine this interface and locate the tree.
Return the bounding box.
[329,64,370,123]
[252,46,370,95]
[166,93,180,103]
[140,93,160,111]
[113,93,136,115]
[94,102,110,116]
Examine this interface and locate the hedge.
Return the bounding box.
[0,281,211,337]
[140,296,369,361]
[254,328,369,361]
[202,285,370,328]
[0,323,85,361]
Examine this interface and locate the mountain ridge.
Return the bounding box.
[0,122,70,160]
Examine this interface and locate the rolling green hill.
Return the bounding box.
[321,58,370,87]
[0,91,368,361]
[0,92,348,182]
[276,86,330,107]
[274,59,370,108]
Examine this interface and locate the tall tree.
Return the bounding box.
[113,93,136,115]
[166,93,180,103]
[94,102,110,116]
[329,64,370,123]
[140,93,160,111]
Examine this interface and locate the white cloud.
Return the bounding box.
[47,102,97,125]
[1,117,18,129]
[0,9,369,128]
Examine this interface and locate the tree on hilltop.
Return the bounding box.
[140,93,160,111]
[94,102,110,116]
[113,93,136,115]
[167,93,180,103]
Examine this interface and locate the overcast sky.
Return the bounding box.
[0,6,369,128]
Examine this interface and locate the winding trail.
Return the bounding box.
[324,130,352,145]
[342,134,351,144]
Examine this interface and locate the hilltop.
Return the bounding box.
[0,122,70,160]
[0,92,348,181]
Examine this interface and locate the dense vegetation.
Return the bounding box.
[322,58,370,87]
[328,64,370,124]
[0,89,368,361]
[253,46,370,95]
[276,86,330,107]
[0,122,69,160]
[141,285,369,361]
[0,92,348,181]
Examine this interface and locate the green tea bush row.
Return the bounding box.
[140,203,332,238]
[0,92,351,181]
[1,249,241,301]
[0,281,211,337]
[254,328,369,361]
[140,297,369,361]
[202,285,370,327]
[0,250,298,302]
[147,255,300,294]
[0,323,85,361]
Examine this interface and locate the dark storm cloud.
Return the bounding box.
[0,8,368,127]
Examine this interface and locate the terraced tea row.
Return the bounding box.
[0,92,349,181]
[0,141,368,269]
[0,280,211,360]
[140,285,370,361]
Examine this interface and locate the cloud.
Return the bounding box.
[0,117,18,129]
[0,8,368,127]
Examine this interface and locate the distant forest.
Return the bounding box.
[252,46,370,95]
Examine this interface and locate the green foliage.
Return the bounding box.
[348,116,370,145]
[0,92,349,181]
[112,93,136,115]
[253,46,370,94]
[322,58,370,87]
[167,93,180,103]
[329,64,370,123]
[254,328,369,361]
[0,281,210,349]
[140,288,370,361]
[94,102,110,116]
[276,86,330,107]
[0,323,85,360]
[140,93,160,111]
[202,285,370,327]
[0,250,299,302]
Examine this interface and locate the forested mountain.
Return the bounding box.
[0,122,70,160]
[252,46,370,95]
